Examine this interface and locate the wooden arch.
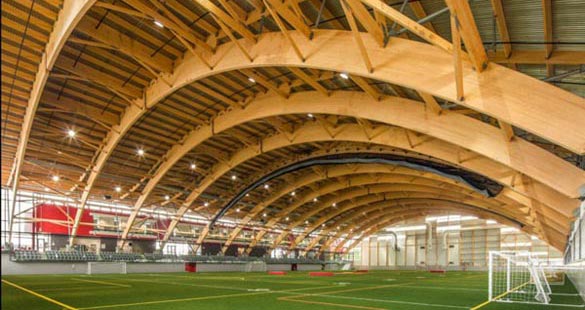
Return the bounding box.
[7,1,583,253]
[260,179,563,251]
[113,91,584,248]
[227,174,524,251]
[65,30,585,243]
[222,179,512,252]
[316,205,520,254]
[147,120,579,250]
[221,163,517,252]
[337,206,516,253]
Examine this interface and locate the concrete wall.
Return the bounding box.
[2,254,327,275]
[1,254,185,275]
[126,263,184,273]
[266,264,291,271]
[296,264,322,271]
[195,263,245,272]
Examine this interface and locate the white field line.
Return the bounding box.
[71,278,131,288]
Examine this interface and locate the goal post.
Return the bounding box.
[87,262,127,275]
[243,261,267,272]
[488,251,550,305]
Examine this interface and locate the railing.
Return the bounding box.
[10,250,350,265]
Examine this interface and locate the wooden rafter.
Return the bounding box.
[7,0,97,244]
[489,0,512,59]
[451,14,464,101]
[445,0,489,72]
[340,0,373,73]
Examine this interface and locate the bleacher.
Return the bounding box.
[99,251,141,262]
[13,250,43,261]
[11,250,328,264]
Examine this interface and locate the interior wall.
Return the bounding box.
[351,220,562,269]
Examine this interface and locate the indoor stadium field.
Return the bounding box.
[1,0,584,309]
[2,271,582,310]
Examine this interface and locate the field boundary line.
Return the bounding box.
[36,286,121,292]
[71,278,132,288]
[78,291,271,309]
[2,279,78,310]
[470,281,530,310]
[108,277,251,292]
[397,285,484,292]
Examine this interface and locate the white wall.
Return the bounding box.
[351,220,561,269]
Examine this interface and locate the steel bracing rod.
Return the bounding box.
[543,65,584,82]
[208,153,501,228]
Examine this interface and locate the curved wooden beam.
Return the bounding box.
[247,178,527,252]
[313,203,528,254]
[8,0,97,244]
[285,194,517,251]
[117,90,582,245]
[304,194,563,253]
[228,181,511,253]
[150,121,578,248]
[156,31,584,152]
[237,164,520,252]
[67,30,585,243]
[328,203,525,252]
[337,205,519,253]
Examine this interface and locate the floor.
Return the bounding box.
[2,270,583,310]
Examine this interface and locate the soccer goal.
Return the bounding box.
[87,262,127,275]
[244,261,267,272]
[488,251,551,305]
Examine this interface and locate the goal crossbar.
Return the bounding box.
[87,262,127,275]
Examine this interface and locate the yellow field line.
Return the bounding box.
[1,279,78,310]
[275,281,414,310]
[71,278,132,288]
[78,291,272,309]
[318,282,414,295]
[470,281,530,310]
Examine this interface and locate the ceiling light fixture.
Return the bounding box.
[154,20,164,28]
[51,175,60,182]
[339,72,349,79]
[248,77,256,83]
[67,129,76,138]
[115,186,122,193]
[190,163,197,170]
[137,148,145,156]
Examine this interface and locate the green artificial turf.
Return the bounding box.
[2,270,583,310]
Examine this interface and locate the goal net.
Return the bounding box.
[244,261,267,272]
[489,251,551,305]
[341,263,353,271]
[87,262,127,275]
